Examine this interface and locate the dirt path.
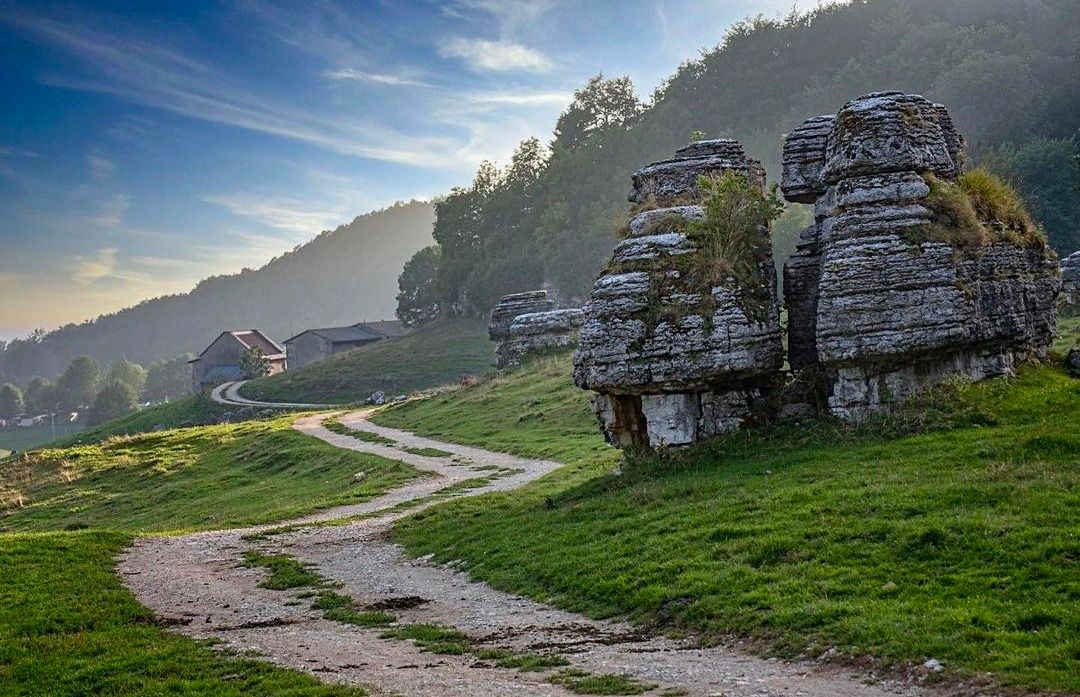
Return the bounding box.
[210,380,335,409]
[120,412,941,697]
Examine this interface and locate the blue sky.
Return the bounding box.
[1,0,797,340]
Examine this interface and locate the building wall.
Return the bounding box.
[285,333,333,370]
[191,334,285,390]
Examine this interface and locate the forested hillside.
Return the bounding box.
[400,0,1080,322]
[1,201,434,385]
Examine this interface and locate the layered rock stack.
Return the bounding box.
[780,92,1059,420]
[1061,251,1080,305]
[573,140,783,449]
[489,291,585,368]
[498,309,585,368]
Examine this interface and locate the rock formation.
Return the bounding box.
[488,291,554,343]
[1061,251,1080,305]
[489,291,585,369]
[573,139,783,449]
[780,92,1059,420]
[497,309,585,368]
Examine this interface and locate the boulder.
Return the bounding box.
[1061,250,1080,305]
[488,291,555,340]
[497,308,585,368]
[781,92,1059,420]
[574,139,783,449]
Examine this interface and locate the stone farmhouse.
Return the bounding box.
[189,329,286,391]
[283,321,406,370]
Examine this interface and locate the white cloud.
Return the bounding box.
[0,146,41,158]
[323,68,431,88]
[466,89,571,106]
[203,192,351,236]
[87,152,115,181]
[438,37,551,72]
[92,194,130,227]
[70,247,121,284]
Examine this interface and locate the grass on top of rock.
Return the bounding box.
[375,351,1080,694]
[239,318,494,405]
[0,414,420,532]
[912,168,1049,251]
[324,417,397,445]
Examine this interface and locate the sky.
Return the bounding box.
[0,0,800,341]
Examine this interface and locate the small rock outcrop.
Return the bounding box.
[573,139,783,449]
[490,291,585,368]
[488,291,555,342]
[1061,251,1080,305]
[781,92,1059,420]
[497,309,585,368]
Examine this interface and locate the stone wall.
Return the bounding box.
[573,139,783,449]
[780,92,1059,420]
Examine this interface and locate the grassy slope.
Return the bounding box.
[239,319,494,404]
[0,413,423,694]
[0,531,365,696]
[372,353,1080,693]
[1,414,419,533]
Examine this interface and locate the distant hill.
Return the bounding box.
[0,201,434,384]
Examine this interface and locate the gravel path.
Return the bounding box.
[119,412,948,697]
[210,380,335,409]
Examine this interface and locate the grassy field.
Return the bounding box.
[373,352,1080,693]
[239,319,494,404]
[1,414,421,532]
[0,412,425,695]
[0,531,367,696]
[0,421,85,456]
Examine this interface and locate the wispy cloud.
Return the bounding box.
[465,89,571,106]
[0,146,41,158]
[92,194,130,227]
[2,11,466,168]
[438,37,551,72]
[322,68,432,87]
[70,247,121,284]
[87,151,115,181]
[203,192,350,236]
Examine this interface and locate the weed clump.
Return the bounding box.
[911,168,1047,251]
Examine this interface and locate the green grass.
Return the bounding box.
[402,446,452,457]
[60,395,236,446]
[0,421,85,454]
[549,669,656,695]
[243,551,327,590]
[379,623,474,655]
[240,319,494,404]
[0,530,367,696]
[374,352,1080,693]
[1,414,421,532]
[324,418,397,445]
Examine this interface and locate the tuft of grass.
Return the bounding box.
[476,649,570,671]
[243,551,326,590]
[0,414,420,533]
[549,668,656,695]
[912,169,1048,251]
[379,353,1080,693]
[402,446,452,457]
[324,418,397,445]
[313,592,395,627]
[380,623,473,655]
[0,530,367,696]
[240,319,494,404]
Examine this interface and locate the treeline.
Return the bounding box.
[0,201,435,385]
[0,354,192,426]
[397,0,1080,324]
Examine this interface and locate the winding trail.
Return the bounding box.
[211,380,335,409]
[119,411,944,697]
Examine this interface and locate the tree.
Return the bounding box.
[88,381,137,426]
[22,377,55,414]
[143,354,193,402]
[552,75,642,150]
[396,246,443,327]
[55,356,100,410]
[0,383,23,419]
[106,358,147,397]
[240,347,271,379]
